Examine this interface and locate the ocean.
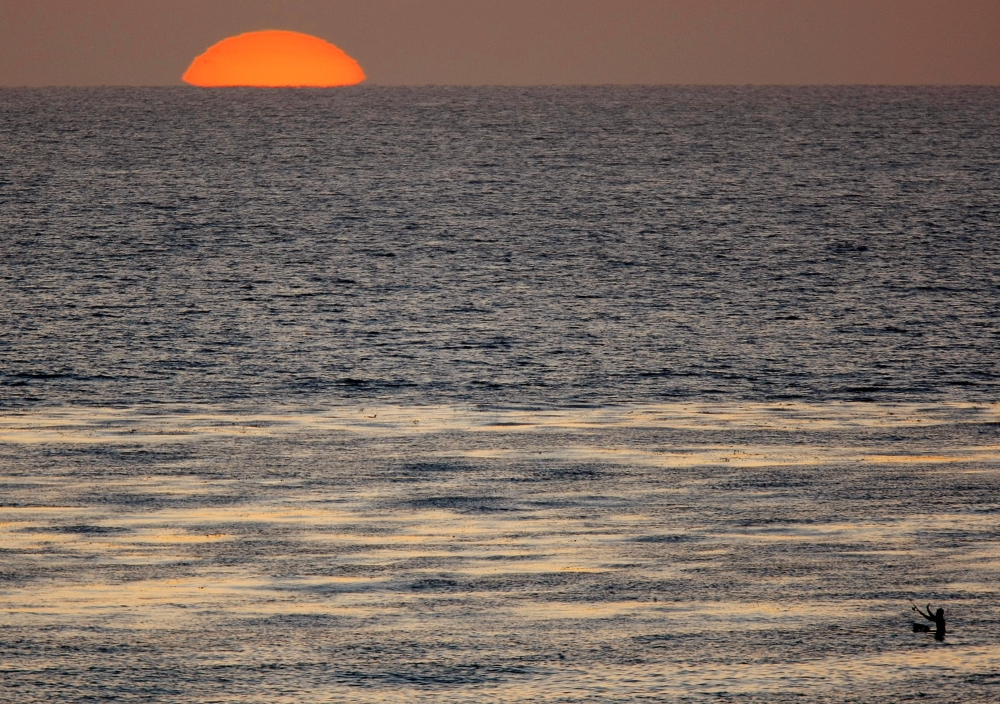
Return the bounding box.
[1,86,998,701]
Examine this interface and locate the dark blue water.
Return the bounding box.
[2,88,999,702]
[3,87,999,410]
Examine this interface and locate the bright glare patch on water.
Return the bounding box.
[2,402,998,701]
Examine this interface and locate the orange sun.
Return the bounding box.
[183,30,365,87]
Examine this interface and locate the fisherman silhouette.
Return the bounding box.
[911,602,946,641]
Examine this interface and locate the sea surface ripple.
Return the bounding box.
[1,87,999,702]
[2,87,999,409]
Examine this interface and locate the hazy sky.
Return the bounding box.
[1,0,998,86]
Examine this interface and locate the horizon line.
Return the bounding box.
[3,83,1000,89]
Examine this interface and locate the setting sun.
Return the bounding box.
[182,30,365,87]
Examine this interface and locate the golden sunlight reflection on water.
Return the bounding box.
[1,402,998,700]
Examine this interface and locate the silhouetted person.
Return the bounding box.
[913,604,946,641]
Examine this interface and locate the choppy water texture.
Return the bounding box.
[1,87,999,701]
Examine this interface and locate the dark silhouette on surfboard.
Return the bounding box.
[911,601,946,641]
